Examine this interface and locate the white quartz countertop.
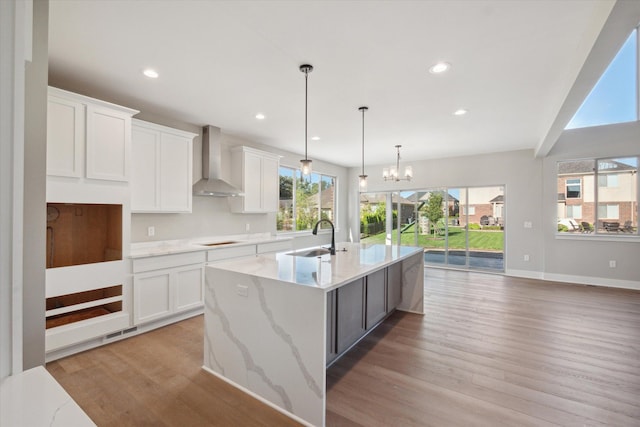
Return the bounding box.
[1,366,96,426]
[207,242,423,291]
[130,233,292,258]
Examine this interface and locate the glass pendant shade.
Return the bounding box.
[404,165,413,179]
[300,159,312,176]
[358,174,368,192]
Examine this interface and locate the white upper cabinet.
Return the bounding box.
[229,146,280,213]
[47,94,84,177]
[46,87,138,182]
[131,119,196,213]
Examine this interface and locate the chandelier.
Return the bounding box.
[382,145,412,182]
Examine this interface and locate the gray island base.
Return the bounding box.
[203,243,424,426]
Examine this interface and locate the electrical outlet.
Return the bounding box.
[523,254,530,262]
[147,226,155,237]
[246,223,251,232]
[236,284,248,297]
[524,221,533,229]
[609,260,616,268]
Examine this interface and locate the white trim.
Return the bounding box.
[201,365,316,427]
[555,233,640,243]
[505,269,544,280]
[543,272,640,291]
[507,269,640,290]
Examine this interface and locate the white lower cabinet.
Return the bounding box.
[132,252,205,325]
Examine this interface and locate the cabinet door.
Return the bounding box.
[134,272,171,324]
[366,269,387,329]
[243,151,263,212]
[387,262,403,312]
[326,290,338,365]
[131,127,160,211]
[337,278,365,354]
[174,265,204,312]
[261,155,279,212]
[160,133,192,212]
[86,105,131,182]
[47,95,84,177]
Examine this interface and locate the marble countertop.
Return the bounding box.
[206,242,423,291]
[0,366,96,426]
[130,233,292,258]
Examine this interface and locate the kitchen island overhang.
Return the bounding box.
[203,243,424,426]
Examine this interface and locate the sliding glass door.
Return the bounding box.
[360,186,505,272]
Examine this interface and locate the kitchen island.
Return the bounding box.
[203,242,424,426]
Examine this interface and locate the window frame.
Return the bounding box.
[276,165,338,234]
[566,178,582,199]
[556,156,639,238]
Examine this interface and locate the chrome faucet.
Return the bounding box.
[312,219,336,255]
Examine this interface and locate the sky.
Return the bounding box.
[566,30,637,129]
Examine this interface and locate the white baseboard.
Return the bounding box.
[505,269,544,280]
[542,273,640,290]
[506,269,640,290]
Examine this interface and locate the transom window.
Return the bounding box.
[277,166,336,232]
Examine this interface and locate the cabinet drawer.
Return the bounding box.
[256,240,292,254]
[132,251,206,273]
[207,245,256,262]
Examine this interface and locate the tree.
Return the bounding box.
[279,175,293,200]
[423,193,444,237]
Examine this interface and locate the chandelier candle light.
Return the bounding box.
[358,106,369,191]
[383,145,413,182]
[300,64,313,175]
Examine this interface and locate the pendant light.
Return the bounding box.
[382,145,413,182]
[299,64,313,175]
[358,106,368,192]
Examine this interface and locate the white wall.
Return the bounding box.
[542,121,640,288]
[346,123,639,289]
[23,0,48,369]
[348,149,545,275]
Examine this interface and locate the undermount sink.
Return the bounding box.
[198,241,241,247]
[285,248,331,257]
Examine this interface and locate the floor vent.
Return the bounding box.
[105,331,122,339]
[123,326,138,335]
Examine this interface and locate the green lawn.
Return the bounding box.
[361,225,504,251]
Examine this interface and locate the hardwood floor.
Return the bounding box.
[48,269,640,426]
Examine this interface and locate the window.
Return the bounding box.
[277,166,337,232]
[462,206,476,215]
[566,179,582,198]
[597,204,619,219]
[557,157,638,235]
[566,29,638,129]
[598,173,619,188]
[567,205,582,219]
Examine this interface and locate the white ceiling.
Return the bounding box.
[48,0,615,168]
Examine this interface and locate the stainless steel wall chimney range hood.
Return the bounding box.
[193,125,244,197]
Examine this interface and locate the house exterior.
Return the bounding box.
[557,159,637,230]
[457,187,505,227]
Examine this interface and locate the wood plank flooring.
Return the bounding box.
[48,269,640,426]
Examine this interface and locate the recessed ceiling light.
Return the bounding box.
[255,113,265,120]
[311,136,320,141]
[453,109,468,116]
[143,68,159,78]
[429,62,450,74]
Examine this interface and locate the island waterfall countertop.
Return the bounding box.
[129,232,292,258]
[207,242,423,291]
[203,242,425,426]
